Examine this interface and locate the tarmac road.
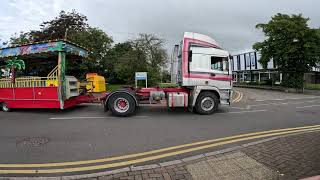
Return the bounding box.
[0,88,319,176]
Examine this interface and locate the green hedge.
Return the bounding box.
[305,83,320,90]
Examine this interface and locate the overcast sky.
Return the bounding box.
[0,0,319,52]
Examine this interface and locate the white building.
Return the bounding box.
[230,49,320,84]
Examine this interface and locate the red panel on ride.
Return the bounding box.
[0,88,14,99]
[14,88,34,99]
[34,87,58,100]
[6,100,60,109]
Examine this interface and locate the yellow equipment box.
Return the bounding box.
[86,73,106,93]
[46,79,58,87]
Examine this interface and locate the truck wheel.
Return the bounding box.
[195,92,219,115]
[108,93,136,117]
[1,103,10,112]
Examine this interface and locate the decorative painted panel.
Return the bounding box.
[63,43,88,57]
[0,42,62,58]
[0,41,88,58]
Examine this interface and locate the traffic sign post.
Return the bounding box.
[135,72,147,88]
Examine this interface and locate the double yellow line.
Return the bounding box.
[1,125,320,174]
[232,90,243,103]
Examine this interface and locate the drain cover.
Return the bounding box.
[16,137,50,148]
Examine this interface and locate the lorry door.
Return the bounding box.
[189,47,229,76]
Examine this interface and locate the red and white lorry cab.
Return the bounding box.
[103,32,233,116]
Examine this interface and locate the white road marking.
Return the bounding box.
[230,107,247,110]
[255,96,320,102]
[50,116,149,120]
[296,104,320,109]
[80,103,102,106]
[225,109,267,114]
[50,117,113,120]
[247,100,317,109]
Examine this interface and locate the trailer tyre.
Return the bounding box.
[195,92,219,115]
[1,103,10,112]
[108,93,136,117]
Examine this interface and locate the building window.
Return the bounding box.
[237,55,240,70]
[245,53,251,67]
[232,56,236,71]
[250,53,256,66]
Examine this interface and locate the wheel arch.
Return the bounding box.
[200,90,220,100]
[190,87,221,108]
[104,90,138,111]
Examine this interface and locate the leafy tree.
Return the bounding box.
[30,10,88,41]
[0,38,6,48]
[8,32,32,46]
[8,10,113,80]
[105,42,133,83]
[7,10,168,86]
[253,13,320,89]
[133,34,168,86]
[67,27,113,78]
[113,34,168,86]
[5,57,25,83]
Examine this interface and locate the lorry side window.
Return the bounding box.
[211,57,223,71]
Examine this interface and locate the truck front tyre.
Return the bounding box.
[1,103,10,112]
[107,93,136,117]
[194,92,219,115]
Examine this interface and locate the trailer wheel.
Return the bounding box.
[108,93,136,117]
[195,92,219,115]
[1,103,10,112]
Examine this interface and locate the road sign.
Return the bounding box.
[135,72,147,80]
[135,72,147,88]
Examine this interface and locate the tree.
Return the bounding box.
[67,27,113,78]
[8,10,113,80]
[5,57,25,83]
[8,32,32,46]
[132,34,168,86]
[30,10,88,41]
[105,42,133,83]
[7,10,168,85]
[8,10,88,45]
[113,34,168,86]
[0,38,6,48]
[253,13,320,89]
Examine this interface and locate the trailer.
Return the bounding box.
[0,40,100,111]
[103,32,233,116]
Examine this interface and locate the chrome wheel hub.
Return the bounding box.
[114,98,129,113]
[201,97,215,111]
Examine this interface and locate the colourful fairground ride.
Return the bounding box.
[0,40,105,112]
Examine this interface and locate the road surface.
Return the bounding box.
[0,88,319,176]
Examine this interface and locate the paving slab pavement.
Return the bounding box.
[40,131,320,180]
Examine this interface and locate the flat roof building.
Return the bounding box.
[230,49,320,86]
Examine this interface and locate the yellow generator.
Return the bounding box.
[86,73,106,93]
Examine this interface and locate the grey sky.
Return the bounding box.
[0,0,319,51]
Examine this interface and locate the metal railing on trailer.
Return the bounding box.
[0,66,58,88]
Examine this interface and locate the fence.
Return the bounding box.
[0,66,58,88]
[304,72,320,90]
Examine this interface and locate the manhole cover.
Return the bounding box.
[16,137,50,148]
